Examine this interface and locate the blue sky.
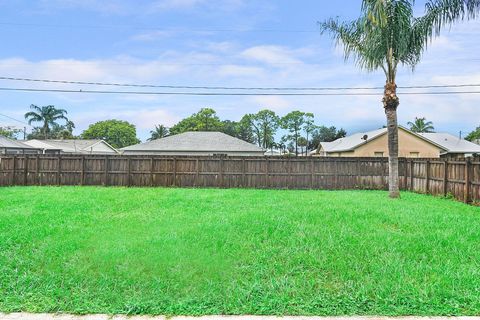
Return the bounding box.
[0,0,478,141]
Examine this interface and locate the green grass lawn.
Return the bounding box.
[1,187,480,316]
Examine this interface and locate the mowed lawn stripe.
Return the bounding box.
[0,187,479,315]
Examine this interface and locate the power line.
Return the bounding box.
[0,21,318,33]
[0,61,317,66]
[0,59,476,67]
[1,76,384,90]
[0,113,31,126]
[2,76,480,91]
[0,87,480,96]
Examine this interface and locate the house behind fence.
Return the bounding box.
[121,132,265,156]
[0,136,42,155]
[315,127,480,158]
[23,139,118,155]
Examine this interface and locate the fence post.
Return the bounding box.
[104,156,109,186]
[36,155,40,185]
[174,157,177,187]
[464,158,471,203]
[443,160,448,197]
[195,158,200,187]
[57,155,61,185]
[403,158,408,190]
[80,156,85,185]
[23,156,28,186]
[288,159,292,189]
[383,158,388,189]
[219,157,224,188]
[150,157,154,187]
[127,156,131,187]
[410,160,414,191]
[242,158,246,187]
[334,159,338,189]
[356,158,361,188]
[12,155,16,185]
[265,158,269,188]
[425,160,430,194]
[310,158,315,189]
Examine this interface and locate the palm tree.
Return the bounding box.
[148,125,169,141]
[407,117,435,133]
[321,0,480,198]
[24,105,69,140]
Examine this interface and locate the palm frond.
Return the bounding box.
[412,0,480,50]
[24,112,42,125]
[29,104,42,113]
[320,17,387,74]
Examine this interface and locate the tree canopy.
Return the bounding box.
[245,110,280,149]
[159,108,347,152]
[24,105,69,140]
[466,126,480,142]
[169,108,223,135]
[0,126,22,139]
[407,117,435,133]
[148,125,169,141]
[281,111,310,155]
[309,126,347,150]
[81,120,140,149]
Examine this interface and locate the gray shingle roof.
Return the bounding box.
[23,139,116,153]
[418,133,480,154]
[0,136,39,149]
[121,131,264,153]
[320,128,387,152]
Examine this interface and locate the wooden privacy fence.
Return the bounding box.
[0,155,478,204]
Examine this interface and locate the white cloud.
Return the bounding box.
[241,45,302,65]
[73,107,180,132]
[36,0,246,15]
[119,108,180,129]
[249,96,292,111]
[130,30,175,42]
[0,57,184,84]
[217,65,265,78]
[150,0,244,12]
[38,0,129,14]
[151,0,204,10]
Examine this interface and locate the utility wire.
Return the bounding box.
[0,113,31,126]
[1,76,480,91]
[0,87,479,96]
[0,21,318,33]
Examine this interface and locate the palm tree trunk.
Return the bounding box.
[43,122,49,140]
[383,82,400,198]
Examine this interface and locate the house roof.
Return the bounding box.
[418,133,480,154]
[0,136,39,149]
[23,139,116,153]
[121,131,264,153]
[319,128,388,153]
[264,149,282,155]
[318,127,480,155]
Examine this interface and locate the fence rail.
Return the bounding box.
[0,155,478,204]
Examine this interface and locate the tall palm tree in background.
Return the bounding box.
[321,0,480,198]
[408,117,435,133]
[24,105,69,140]
[148,125,169,141]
